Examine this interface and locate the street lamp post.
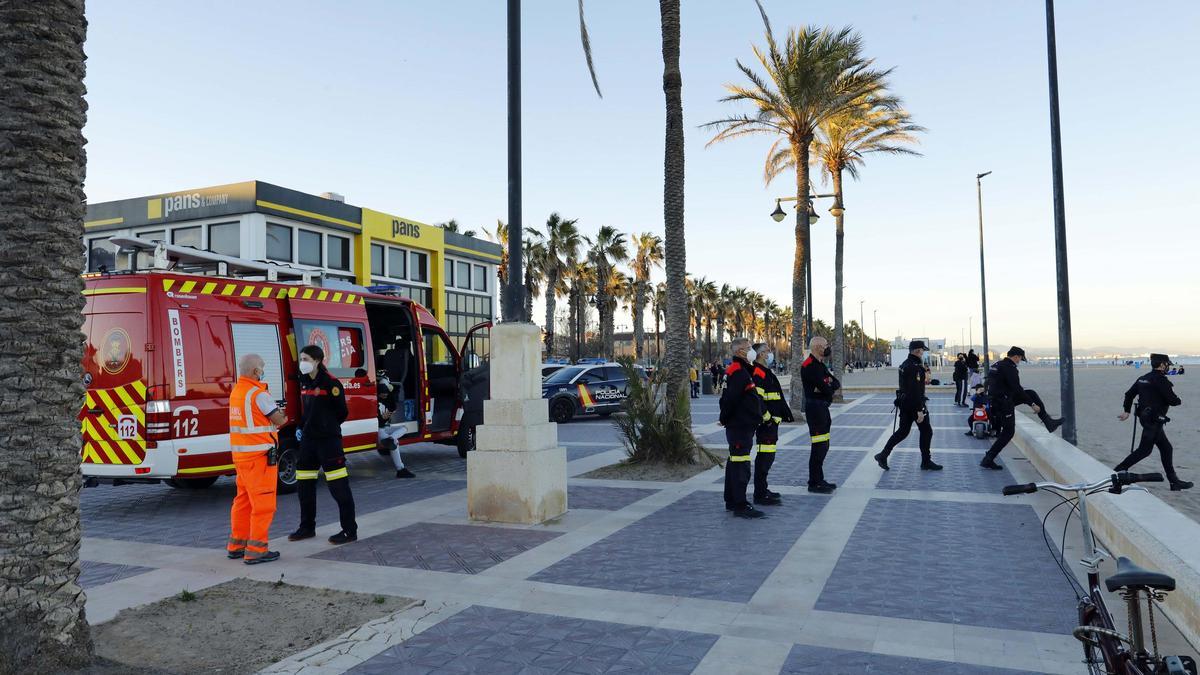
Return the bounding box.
[976,171,991,371]
[771,193,836,346]
[858,299,865,365]
[872,309,878,365]
[1045,0,1077,444]
[504,0,525,323]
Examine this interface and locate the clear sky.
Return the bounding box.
[82,1,1200,354]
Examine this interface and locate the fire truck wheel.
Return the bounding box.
[550,398,575,424]
[166,476,218,490]
[456,425,476,458]
[276,446,299,494]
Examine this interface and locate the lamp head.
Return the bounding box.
[807,201,820,225]
[829,200,844,218]
[770,201,786,223]
[977,171,992,180]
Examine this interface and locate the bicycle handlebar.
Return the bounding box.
[1002,471,1164,496]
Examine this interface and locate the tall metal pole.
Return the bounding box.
[969,317,973,352]
[504,0,524,323]
[805,237,813,344]
[976,172,991,371]
[872,309,878,365]
[1045,0,1076,444]
[858,300,865,364]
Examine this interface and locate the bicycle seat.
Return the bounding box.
[1105,556,1175,592]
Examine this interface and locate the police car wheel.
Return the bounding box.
[551,398,575,424]
[166,476,218,490]
[276,447,299,494]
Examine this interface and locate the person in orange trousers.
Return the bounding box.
[227,354,288,564]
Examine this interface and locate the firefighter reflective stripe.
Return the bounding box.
[245,539,270,554]
[296,470,320,480]
[325,467,349,481]
[159,278,364,304]
[728,454,752,462]
[230,424,276,434]
[231,443,273,452]
[755,386,768,397]
[763,392,782,400]
[80,381,147,465]
[811,433,830,443]
[227,537,247,551]
[758,444,777,454]
[772,416,783,424]
[762,411,772,421]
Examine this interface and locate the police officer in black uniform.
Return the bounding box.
[751,343,793,505]
[800,336,839,494]
[719,338,766,518]
[980,346,1063,470]
[1114,353,1192,490]
[289,344,359,544]
[875,341,943,472]
[953,353,969,407]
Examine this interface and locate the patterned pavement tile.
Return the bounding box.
[851,403,898,413]
[873,452,1017,493]
[894,428,996,451]
[530,491,827,602]
[781,644,1041,674]
[835,412,897,427]
[826,426,888,448]
[557,419,623,443]
[568,444,622,461]
[815,498,1078,634]
[348,606,718,675]
[78,560,154,589]
[713,449,866,488]
[82,453,466,549]
[567,485,658,511]
[311,522,560,574]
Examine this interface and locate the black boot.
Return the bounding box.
[920,458,943,471]
[874,452,889,471]
[1170,478,1194,491]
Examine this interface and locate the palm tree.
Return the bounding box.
[542,213,582,356]
[0,2,94,670]
[690,277,716,362]
[437,219,461,232]
[606,269,633,354]
[806,94,923,378]
[587,226,628,360]
[630,233,664,363]
[651,282,667,361]
[566,260,596,362]
[704,11,892,416]
[522,229,547,323]
[714,283,733,358]
[484,220,512,321]
[698,280,719,362]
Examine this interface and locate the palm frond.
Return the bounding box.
[578,0,603,98]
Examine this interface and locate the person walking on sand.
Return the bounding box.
[1114,353,1192,491]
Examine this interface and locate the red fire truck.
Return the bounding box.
[79,238,489,492]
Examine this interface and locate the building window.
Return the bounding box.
[371,244,385,277]
[173,226,201,249]
[298,229,322,267]
[87,238,117,272]
[138,229,166,242]
[410,251,428,283]
[266,223,292,262]
[209,222,240,257]
[444,259,454,286]
[387,247,406,279]
[456,261,471,289]
[328,234,350,271]
[473,264,488,292]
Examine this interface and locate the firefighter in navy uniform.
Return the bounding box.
[289,345,359,544]
[799,336,839,494]
[980,346,1063,470]
[1114,353,1192,491]
[719,338,766,518]
[751,343,792,505]
[874,341,943,472]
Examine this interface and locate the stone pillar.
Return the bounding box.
[468,322,567,523]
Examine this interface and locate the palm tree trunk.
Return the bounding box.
[716,316,725,360]
[831,168,846,401]
[659,0,689,421]
[544,269,557,355]
[632,283,645,362]
[0,2,94,670]
[789,138,812,419]
[654,307,662,361]
[704,321,713,363]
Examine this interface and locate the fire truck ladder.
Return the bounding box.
[108,236,318,284]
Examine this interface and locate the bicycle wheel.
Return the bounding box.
[1076,598,1109,675]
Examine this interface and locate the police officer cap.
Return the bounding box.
[1007,346,1027,361]
[908,340,927,351]
[1151,353,1173,368]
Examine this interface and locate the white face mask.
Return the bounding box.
[746,348,757,363]
[766,352,775,366]
[299,360,316,375]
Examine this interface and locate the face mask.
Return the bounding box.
[766,353,775,366]
[822,346,832,358]
[746,349,757,363]
[254,369,265,382]
[299,361,315,375]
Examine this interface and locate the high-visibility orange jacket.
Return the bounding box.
[229,376,278,453]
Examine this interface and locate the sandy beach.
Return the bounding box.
[840,363,1200,523]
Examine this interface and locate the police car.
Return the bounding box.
[542,363,645,423]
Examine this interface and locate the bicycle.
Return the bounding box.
[1002,471,1198,674]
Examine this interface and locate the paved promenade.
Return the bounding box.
[80,393,1132,673]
